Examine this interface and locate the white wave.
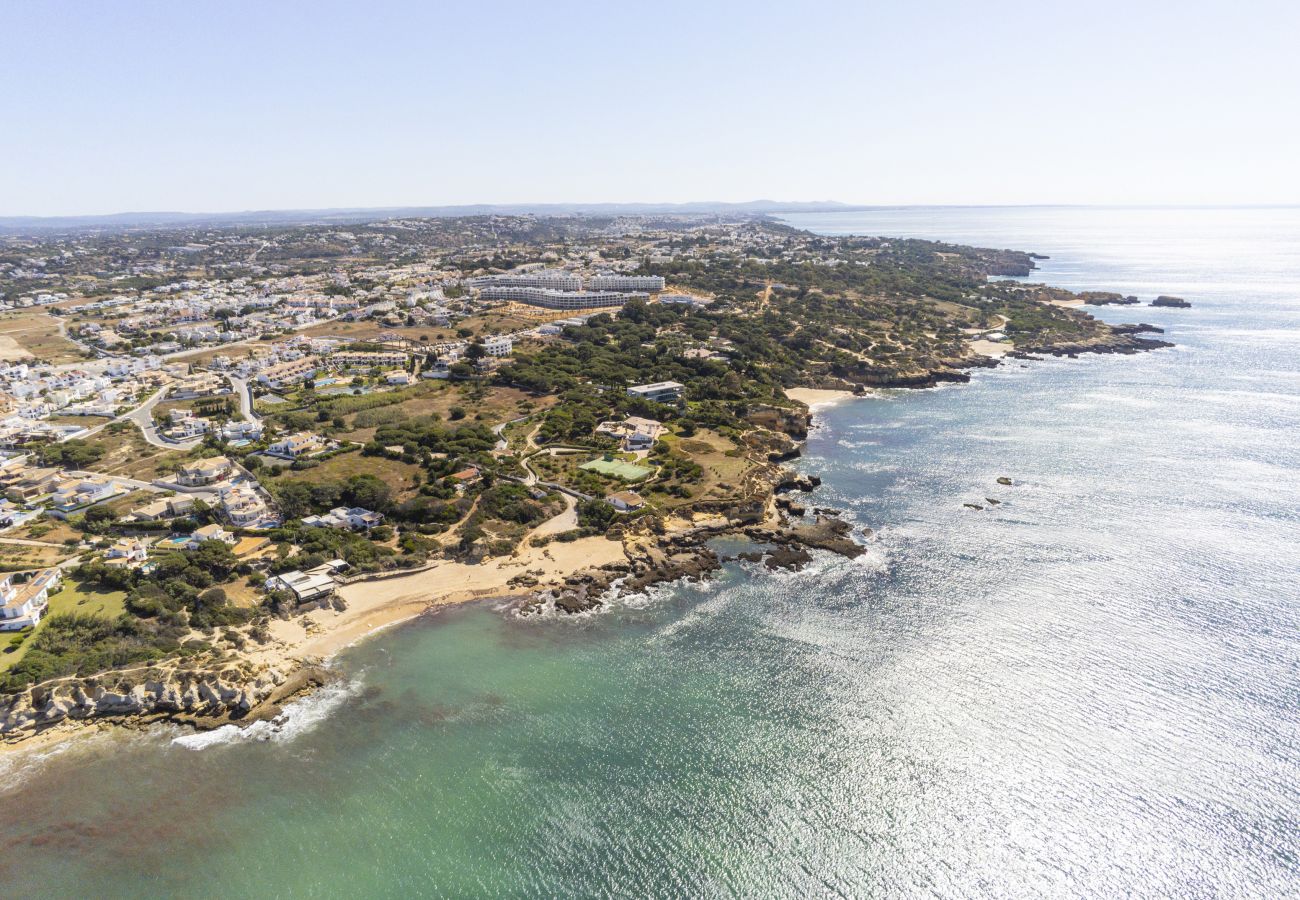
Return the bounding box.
[171,673,363,750]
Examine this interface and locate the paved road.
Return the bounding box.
[124,387,203,451]
[227,374,259,423]
[491,413,530,453]
[60,385,200,451]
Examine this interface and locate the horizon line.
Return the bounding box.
[5,200,1300,227]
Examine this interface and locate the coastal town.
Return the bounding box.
[0,212,1172,746]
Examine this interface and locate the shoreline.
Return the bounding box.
[0,534,633,762]
[0,323,1174,761]
[784,387,861,408]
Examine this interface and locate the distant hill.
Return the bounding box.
[0,200,860,232]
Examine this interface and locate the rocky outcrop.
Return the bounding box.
[743,404,811,441]
[1013,330,1173,358]
[1079,291,1140,306]
[775,497,806,516]
[747,515,866,560]
[0,662,321,745]
[518,471,866,617]
[1151,295,1191,308]
[1110,322,1165,335]
[743,428,802,463]
[979,250,1038,277]
[765,546,813,570]
[775,473,820,494]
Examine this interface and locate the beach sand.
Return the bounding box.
[1,533,631,761]
[969,338,1014,358]
[785,387,858,408]
[253,534,629,665]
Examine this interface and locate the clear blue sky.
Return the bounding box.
[3,0,1298,216]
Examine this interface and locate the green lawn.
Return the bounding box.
[0,581,128,672]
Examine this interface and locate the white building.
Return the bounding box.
[221,419,264,442]
[0,568,61,631]
[626,381,685,404]
[184,523,237,547]
[467,271,583,292]
[266,432,323,460]
[587,275,665,292]
[266,562,345,603]
[475,286,646,310]
[176,456,234,487]
[482,335,513,357]
[301,506,384,531]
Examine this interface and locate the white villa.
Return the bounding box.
[0,568,62,631]
[266,432,324,460]
[301,506,384,531]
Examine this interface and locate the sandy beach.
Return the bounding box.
[1,534,631,761]
[969,338,1013,358]
[785,387,858,408]
[254,534,629,666]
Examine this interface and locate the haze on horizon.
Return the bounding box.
[3,0,1298,218]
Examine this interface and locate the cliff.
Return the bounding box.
[0,660,328,745]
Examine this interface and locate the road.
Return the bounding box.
[0,536,66,549]
[62,386,182,447]
[60,469,217,502]
[491,413,531,453]
[124,387,203,450]
[529,494,578,538]
[227,374,259,423]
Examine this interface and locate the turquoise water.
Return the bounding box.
[2,208,1298,897]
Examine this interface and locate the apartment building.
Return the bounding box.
[467,271,583,292]
[482,335,513,357]
[476,286,647,310]
[256,356,320,389]
[587,274,666,292]
[327,350,408,369]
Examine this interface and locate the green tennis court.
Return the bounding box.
[580,458,652,481]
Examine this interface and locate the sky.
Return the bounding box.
[2,0,1299,216]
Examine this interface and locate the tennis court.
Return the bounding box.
[580,458,652,481]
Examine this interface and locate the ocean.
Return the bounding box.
[1,207,1297,898]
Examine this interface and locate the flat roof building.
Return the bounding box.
[626,381,685,404]
[588,275,665,292]
[476,286,647,310]
[467,271,583,292]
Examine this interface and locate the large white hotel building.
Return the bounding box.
[466,271,583,292]
[476,285,649,310]
[587,274,666,292]
[467,271,666,310]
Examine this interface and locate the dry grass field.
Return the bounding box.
[0,310,86,363]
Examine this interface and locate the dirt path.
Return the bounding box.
[530,493,577,538]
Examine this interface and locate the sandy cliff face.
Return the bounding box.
[0,662,323,744]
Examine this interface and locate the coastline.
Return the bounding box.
[968,338,1013,358]
[0,321,1174,760]
[0,534,632,761]
[785,387,860,408]
[262,534,630,664]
